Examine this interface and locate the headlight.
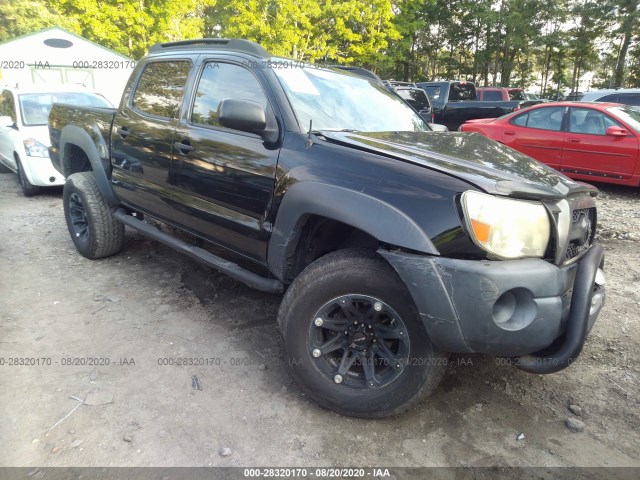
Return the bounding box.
[24,138,49,157]
[461,190,550,259]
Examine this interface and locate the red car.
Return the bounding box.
[460,102,640,187]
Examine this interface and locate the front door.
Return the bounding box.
[171,60,281,263]
[561,107,638,179]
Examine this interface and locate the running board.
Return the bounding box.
[114,209,283,293]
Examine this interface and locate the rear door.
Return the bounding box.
[561,106,638,178]
[110,59,193,218]
[170,59,281,263]
[500,106,566,169]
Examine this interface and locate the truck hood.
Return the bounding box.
[319,131,596,200]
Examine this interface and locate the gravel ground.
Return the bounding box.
[0,172,639,470]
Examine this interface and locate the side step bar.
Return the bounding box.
[114,209,284,293]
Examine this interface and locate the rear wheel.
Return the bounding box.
[16,157,40,196]
[278,249,448,418]
[63,172,124,259]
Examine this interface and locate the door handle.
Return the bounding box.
[504,131,516,136]
[174,140,193,154]
[117,127,129,138]
[568,138,581,143]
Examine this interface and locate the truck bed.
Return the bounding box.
[49,104,116,176]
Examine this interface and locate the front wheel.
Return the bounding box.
[278,249,448,418]
[16,158,40,196]
[63,172,124,259]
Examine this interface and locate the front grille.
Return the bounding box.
[565,207,595,262]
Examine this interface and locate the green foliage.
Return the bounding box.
[0,0,73,42]
[0,0,638,90]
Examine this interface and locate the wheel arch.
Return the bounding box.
[268,182,437,282]
[59,125,118,206]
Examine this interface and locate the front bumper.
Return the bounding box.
[380,247,605,360]
[21,155,65,187]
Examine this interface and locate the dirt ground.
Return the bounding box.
[0,171,639,470]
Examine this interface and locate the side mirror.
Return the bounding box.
[0,115,15,128]
[606,126,629,137]
[428,123,449,132]
[218,99,266,134]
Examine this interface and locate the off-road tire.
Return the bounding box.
[278,248,448,418]
[63,172,124,259]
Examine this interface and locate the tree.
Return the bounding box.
[0,0,72,42]
[612,0,640,87]
[53,0,204,59]
[566,1,609,94]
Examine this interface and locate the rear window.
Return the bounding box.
[132,61,191,118]
[481,91,503,101]
[422,86,442,102]
[449,83,475,101]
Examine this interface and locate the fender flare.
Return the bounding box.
[267,181,438,280]
[59,125,119,206]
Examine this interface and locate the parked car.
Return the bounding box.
[523,92,549,102]
[385,82,432,121]
[477,87,510,101]
[581,88,640,107]
[0,86,112,196]
[49,39,605,417]
[508,88,548,106]
[565,92,584,101]
[416,81,524,130]
[460,101,640,187]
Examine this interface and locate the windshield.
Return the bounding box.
[273,65,427,132]
[608,106,640,133]
[19,92,112,126]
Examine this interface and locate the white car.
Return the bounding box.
[0,86,112,196]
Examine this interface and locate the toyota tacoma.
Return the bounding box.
[48,39,606,418]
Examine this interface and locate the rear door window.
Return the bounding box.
[132,61,191,118]
[616,93,640,106]
[510,112,529,127]
[523,106,565,131]
[596,94,619,103]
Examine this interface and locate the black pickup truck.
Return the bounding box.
[49,39,605,418]
[416,81,524,131]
